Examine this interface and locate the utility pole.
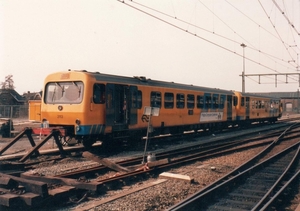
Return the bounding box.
[241,43,247,93]
[297,89,299,114]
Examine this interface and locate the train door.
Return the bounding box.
[227,95,232,121]
[246,97,250,119]
[128,86,138,125]
[105,84,137,126]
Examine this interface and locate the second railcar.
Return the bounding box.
[235,92,282,126]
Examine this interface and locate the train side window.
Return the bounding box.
[151,91,161,108]
[261,100,265,109]
[233,96,238,106]
[164,92,174,109]
[204,95,211,109]
[176,93,185,108]
[131,90,142,109]
[212,94,219,109]
[187,94,195,108]
[137,90,142,109]
[241,97,245,106]
[258,101,262,109]
[197,95,204,109]
[93,84,105,104]
[220,95,225,109]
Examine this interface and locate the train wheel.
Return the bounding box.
[100,139,120,153]
[82,137,96,149]
[60,136,77,146]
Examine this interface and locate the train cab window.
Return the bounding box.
[187,94,195,108]
[212,94,219,109]
[45,81,83,104]
[241,97,245,107]
[164,93,174,109]
[151,91,161,108]
[176,93,185,108]
[93,84,105,104]
[197,95,204,109]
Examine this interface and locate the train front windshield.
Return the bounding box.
[45,81,84,104]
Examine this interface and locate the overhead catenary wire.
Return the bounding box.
[128,0,298,71]
[118,0,300,84]
[258,0,296,62]
[272,0,300,37]
[224,0,299,69]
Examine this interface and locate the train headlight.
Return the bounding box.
[75,119,81,131]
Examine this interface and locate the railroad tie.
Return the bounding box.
[82,151,131,173]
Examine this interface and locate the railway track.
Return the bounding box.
[0,120,294,177]
[168,122,300,211]
[0,120,299,210]
[0,117,297,162]
[46,122,300,179]
[17,123,300,209]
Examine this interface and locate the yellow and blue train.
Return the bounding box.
[36,69,282,147]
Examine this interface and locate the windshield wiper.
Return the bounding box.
[51,83,64,102]
[51,86,56,102]
[73,82,81,97]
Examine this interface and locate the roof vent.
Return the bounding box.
[73,70,87,72]
[134,76,148,82]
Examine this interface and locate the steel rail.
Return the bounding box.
[259,168,300,210]
[55,134,277,178]
[54,123,300,179]
[252,143,300,210]
[167,122,300,211]
[55,125,300,194]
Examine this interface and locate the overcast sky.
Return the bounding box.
[1,0,300,94]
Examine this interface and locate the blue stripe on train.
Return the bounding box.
[236,116,245,121]
[75,124,105,135]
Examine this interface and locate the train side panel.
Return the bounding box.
[130,85,236,134]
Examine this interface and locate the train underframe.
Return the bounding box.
[56,116,278,149]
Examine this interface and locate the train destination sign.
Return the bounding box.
[200,112,223,122]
